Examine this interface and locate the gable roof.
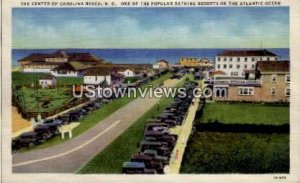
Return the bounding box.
[217,49,277,57]
[19,53,50,62]
[257,61,290,73]
[85,67,112,76]
[52,62,89,71]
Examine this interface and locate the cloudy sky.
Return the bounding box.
[13,7,289,49]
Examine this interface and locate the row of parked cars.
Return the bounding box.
[11,99,111,153]
[122,81,198,174]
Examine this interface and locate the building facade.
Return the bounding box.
[39,75,57,88]
[155,60,169,69]
[214,49,278,77]
[51,62,89,77]
[19,50,103,73]
[179,58,213,68]
[84,67,112,86]
[213,61,290,103]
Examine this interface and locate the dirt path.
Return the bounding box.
[12,107,31,133]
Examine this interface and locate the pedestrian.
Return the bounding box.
[175,149,179,160]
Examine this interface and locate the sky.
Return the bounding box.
[12,7,289,49]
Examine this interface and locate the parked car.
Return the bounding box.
[144,135,177,149]
[139,141,168,152]
[16,132,45,147]
[142,150,169,165]
[131,154,164,174]
[56,114,70,124]
[145,124,170,133]
[68,109,85,122]
[43,119,63,134]
[122,162,157,174]
[144,130,169,138]
[34,124,54,139]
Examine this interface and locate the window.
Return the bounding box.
[285,75,290,83]
[244,65,248,69]
[238,87,254,96]
[229,64,233,68]
[260,57,263,61]
[224,57,227,61]
[229,58,233,61]
[272,74,277,82]
[267,57,270,61]
[231,72,239,76]
[251,64,255,69]
[285,88,290,97]
[271,87,276,96]
[244,57,248,62]
[217,64,220,69]
[237,57,240,62]
[252,57,255,62]
[236,64,240,69]
[223,64,227,69]
[218,57,220,61]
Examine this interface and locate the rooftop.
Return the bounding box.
[52,62,90,71]
[85,67,112,76]
[156,59,169,64]
[217,49,277,57]
[19,50,103,63]
[257,61,290,73]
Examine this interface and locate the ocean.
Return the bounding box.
[12,48,290,66]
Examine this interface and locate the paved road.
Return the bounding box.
[13,79,181,173]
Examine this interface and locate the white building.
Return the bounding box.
[118,69,135,78]
[39,75,56,88]
[51,62,88,77]
[215,49,278,77]
[84,67,112,86]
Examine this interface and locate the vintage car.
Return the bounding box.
[122,162,157,174]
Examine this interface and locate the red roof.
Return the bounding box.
[210,70,226,76]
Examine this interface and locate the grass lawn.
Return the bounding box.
[78,76,186,173]
[124,76,140,84]
[19,87,71,112]
[19,73,172,152]
[12,72,48,86]
[199,102,289,125]
[56,77,83,85]
[180,132,289,173]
